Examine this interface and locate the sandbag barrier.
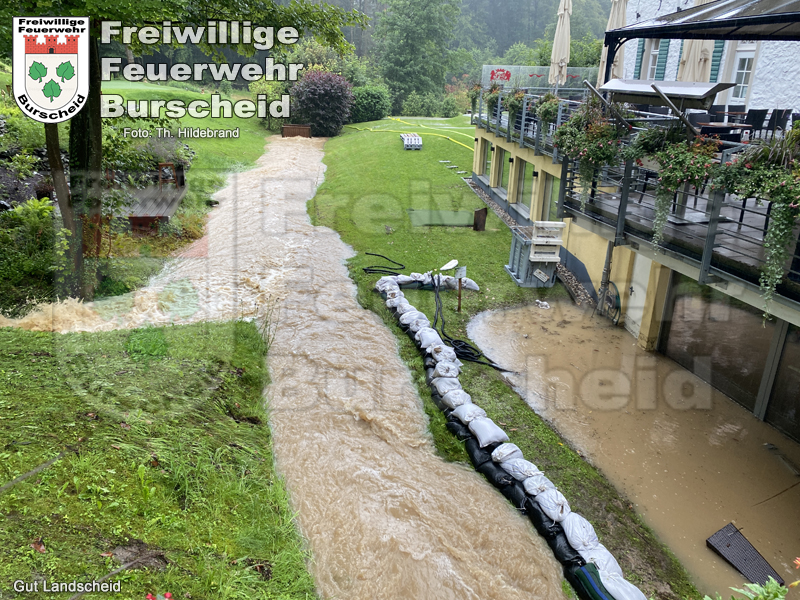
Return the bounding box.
[374,274,648,600]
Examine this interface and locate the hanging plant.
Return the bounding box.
[484,83,501,117]
[651,139,717,246]
[713,140,800,316]
[534,92,560,124]
[553,100,626,210]
[467,82,482,114]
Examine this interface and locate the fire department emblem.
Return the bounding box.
[13,17,89,123]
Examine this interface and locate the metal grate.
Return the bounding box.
[706,523,785,586]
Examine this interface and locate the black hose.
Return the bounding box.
[431,274,510,372]
[362,253,406,276]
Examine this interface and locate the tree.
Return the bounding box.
[375,0,460,114]
[4,0,366,298]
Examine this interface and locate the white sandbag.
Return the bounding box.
[442,276,458,290]
[469,418,509,447]
[522,473,556,496]
[432,361,460,378]
[579,544,623,577]
[395,302,418,314]
[395,274,416,285]
[385,288,404,300]
[452,403,487,424]
[398,310,426,325]
[462,278,480,291]
[535,489,571,522]
[430,377,462,397]
[408,318,431,333]
[491,443,524,463]
[441,390,472,409]
[375,276,399,292]
[386,296,409,308]
[500,458,541,481]
[410,272,432,285]
[562,512,600,553]
[598,571,647,600]
[427,344,458,364]
[415,328,443,348]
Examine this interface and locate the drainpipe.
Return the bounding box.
[596,240,615,318]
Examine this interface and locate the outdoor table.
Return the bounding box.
[698,122,752,129]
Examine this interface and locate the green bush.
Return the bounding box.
[10,152,39,179]
[401,91,425,116]
[350,85,392,123]
[290,70,353,137]
[421,93,442,118]
[0,197,59,315]
[440,96,460,118]
[219,80,233,96]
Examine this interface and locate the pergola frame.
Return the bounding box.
[602,0,800,85]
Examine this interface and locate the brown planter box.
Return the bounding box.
[282,124,312,138]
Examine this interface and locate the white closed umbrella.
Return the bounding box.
[676,0,716,81]
[549,0,572,87]
[596,0,627,86]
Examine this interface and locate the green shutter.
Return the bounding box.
[709,40,725,82]
[654,39,670,80]
[634,39,646,79]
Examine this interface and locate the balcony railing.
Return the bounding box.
[559,158,800,306]
[472,89,800,308]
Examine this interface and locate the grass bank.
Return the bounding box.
[311,115,699,600]
[0,321,315,599]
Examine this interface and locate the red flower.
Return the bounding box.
[745,163,752,169]
[146,595,155,600]
[164,594,173,599]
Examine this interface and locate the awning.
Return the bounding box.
[599,79,735,109]
[605,0,800,43]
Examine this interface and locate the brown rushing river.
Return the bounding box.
[468,302,800,596]
[0,137,564,599]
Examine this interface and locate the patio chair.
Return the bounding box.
[763,109,792,138]
[709,105,726,122]
[688,112,710,127]
[727,104,746,124]
[742,108,768,138]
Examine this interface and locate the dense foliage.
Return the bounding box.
[350,85,393,123]
[291,71,354,137]
[375,0,460,113]
[554,99,626,208]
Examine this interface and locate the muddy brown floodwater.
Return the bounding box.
[0,138,565,599]
[468,302,800,596]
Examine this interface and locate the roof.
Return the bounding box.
[605,0,800,43]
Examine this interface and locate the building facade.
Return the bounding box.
[619,0,800,110]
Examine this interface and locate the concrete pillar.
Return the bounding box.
[637,263,672,351]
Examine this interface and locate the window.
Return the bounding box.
[482,141,492,177]
[496,148,510,191]
[541,174,561,221]
[646,40,661,80]
[731,51,754,99]
[515,160,535,212]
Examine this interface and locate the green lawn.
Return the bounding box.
[0,321,315,600]
[312,121,700,600]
